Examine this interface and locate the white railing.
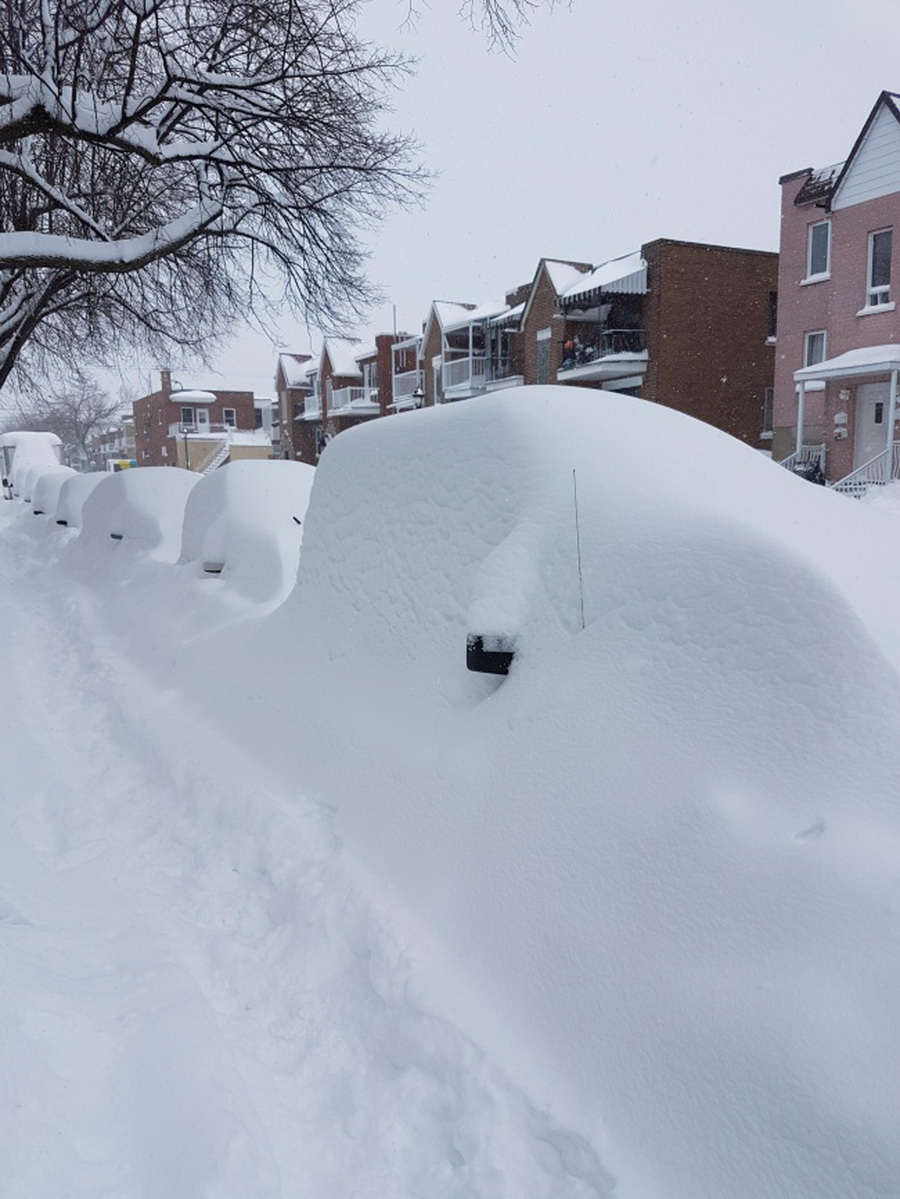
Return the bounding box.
[442,356,487,393]
[329,386,379,413]
[304,396,322,418]
[392,369,424,402]
[168,422,235,438]
[829,442,900,497]
[199,441,231,474]
[778,443,826,474]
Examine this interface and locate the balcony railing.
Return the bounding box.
[304,396,322,418]
[168,422,237,437]
[443,356,487,393]
[392,369,424,403]
[487,355,524,385]
[559,329,645,371]
[329,386,379,413]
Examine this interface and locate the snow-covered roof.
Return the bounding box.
[432,301,478,330]
[442,301,509,333]
[561,251,648,303]
[352,343,376,364]
[543,259,592,296]
[323,338,363,379]
[795,343,900,381]
[278,353,313,388]
[171,389,217,404]
[489,302,525,326]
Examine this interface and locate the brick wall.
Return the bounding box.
[642,239,778,447]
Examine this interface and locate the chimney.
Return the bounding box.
[160,368,171,397]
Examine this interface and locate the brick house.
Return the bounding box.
[556,240,778,448]
[774,91,900,489]
[133,370,270,471]
[275,352,313,461]
[289,335,410,464]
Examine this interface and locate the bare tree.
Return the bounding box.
[4,367,123,463]
[0,0,423,389]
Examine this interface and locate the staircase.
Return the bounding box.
[197,441,230,474]
[828,442,900,498]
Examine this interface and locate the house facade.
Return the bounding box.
[133,370,270,471]
[774,91,900,486]
[275,353,313,462]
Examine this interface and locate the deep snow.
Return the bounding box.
[4,387,900,1199]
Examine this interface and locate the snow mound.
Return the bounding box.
[30,466,76,517]
[75,467,199,562]
[249,386,900,1199]
[55,471,108,529]
[180,459,315,605]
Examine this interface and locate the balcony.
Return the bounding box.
[329,386,379,415]
[442,356,488,397]
[303,396,322,420]
[168,422,235,438]
[486,355,524,391]
[392,369,425,409]
[557,329,648,384]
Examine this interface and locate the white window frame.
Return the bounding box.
[804,329,827,368]
[180,405,195,426]
[867,227,892,307]
[804,220,831,282]
[223,407,236,428]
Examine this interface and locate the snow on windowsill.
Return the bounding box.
[856,301,896,316]
[800,273,830,286]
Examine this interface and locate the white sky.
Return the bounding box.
[111,0,900,399]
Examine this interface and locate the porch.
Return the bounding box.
[787,344,900,495]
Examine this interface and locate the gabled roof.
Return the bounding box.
[421,300,478,349]
[442,300,509,333]
[322,337,363,379]
[520,258,592,328]
[792,92,900,211]
[277,352,312,388]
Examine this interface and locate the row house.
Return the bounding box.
[774,91,900,491]
[275,353,313,460]
[398,244,776,451]
[133,370,271,471]
[289,334,410,464]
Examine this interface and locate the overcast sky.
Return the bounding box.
[131,0,900,400]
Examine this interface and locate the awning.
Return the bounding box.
[794,343,900,382]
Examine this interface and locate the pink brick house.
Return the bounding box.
[775,91,900,489]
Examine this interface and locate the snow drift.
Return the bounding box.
[9,387,900,1199]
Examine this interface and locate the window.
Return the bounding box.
[804,330,827,368]
[536,328,551,384]
[867,228,892,306]
[761,387,774,437]
[767,292,778,340]
[223,408,236,427]
[180,406,194,425]
[806,220,831,279]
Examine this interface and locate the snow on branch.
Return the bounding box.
[0,0,423,385]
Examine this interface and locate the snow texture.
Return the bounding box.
[4,387,900,1199]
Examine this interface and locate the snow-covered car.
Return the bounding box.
[30,466,76,517]
[1,431,62,499]
[179,459,316,604]
[55,472,108,529]
[77,466,199,561]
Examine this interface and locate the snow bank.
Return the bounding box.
[244,387,900,1199]
[18,386,900,1199]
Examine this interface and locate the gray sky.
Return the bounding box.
[137,0,900,399]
